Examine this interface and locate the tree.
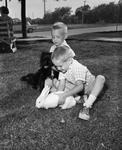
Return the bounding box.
[18,0,27,38]
[43,11,53,24]
[116,0,122,30]
[93,2,118,23]
[75,5,90,24]
[52,7,72,23]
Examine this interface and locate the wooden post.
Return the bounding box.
[5,0,8,8]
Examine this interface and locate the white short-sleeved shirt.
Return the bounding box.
[59,59,95,86]
[49,40,75,57]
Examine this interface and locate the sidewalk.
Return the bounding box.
[91,37,122,42]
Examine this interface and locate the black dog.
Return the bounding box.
[21,52,59,92]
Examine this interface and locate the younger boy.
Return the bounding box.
[51,45,105,120]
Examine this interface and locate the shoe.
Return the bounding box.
[79,106,90,120]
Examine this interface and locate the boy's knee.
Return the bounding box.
[97,75,105,84]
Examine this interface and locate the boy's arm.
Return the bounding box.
[58,79,66,91]
[64,80,84,97]
[51,79,65,93]
[58,80,84,104]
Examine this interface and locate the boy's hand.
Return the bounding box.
[55,93,66,105]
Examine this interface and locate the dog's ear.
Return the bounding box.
[41,52,50,58]
[40,52,52,67]
[40,52,50,63]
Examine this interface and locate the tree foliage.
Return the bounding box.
[43,6,72,24]
[52,7,72,23]
[37,2,122,24]
[92,2,118,23]
[75,5,90,23]
[76,2,122,24]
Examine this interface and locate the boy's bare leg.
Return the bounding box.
[79,75,105,120]
[84,75,105,108]
[89,75,105,97]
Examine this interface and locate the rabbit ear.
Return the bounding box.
[41,86,50,97]
[42,86,50,97]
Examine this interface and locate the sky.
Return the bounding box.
[0,0,119,19]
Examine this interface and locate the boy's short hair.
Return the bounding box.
[52,22,68,34]
[0,6,9,15]
[51,45,73,62]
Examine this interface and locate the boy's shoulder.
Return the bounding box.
[61,40,69,47]
[71,59,87,69]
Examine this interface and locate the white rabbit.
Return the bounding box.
[36,86,76,109]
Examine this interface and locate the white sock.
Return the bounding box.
[83,95,88,102]
[83,94,96,108]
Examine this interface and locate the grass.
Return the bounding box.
[35,23,121,32]
[68,31,122,40]
[0,32,122,150]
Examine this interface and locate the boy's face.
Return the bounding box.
[52,58,71,74]
[51,29,66,47]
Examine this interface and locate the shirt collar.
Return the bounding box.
[60,40,66,46]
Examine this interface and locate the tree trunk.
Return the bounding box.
[21,0,27,38]
[5,0,8,7]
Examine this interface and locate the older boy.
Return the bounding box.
[51,45,105,120]
[49,22,75,56]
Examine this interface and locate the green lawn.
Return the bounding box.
[0,33,121,150]
[68,31,122,40]
[35,23,121,32]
